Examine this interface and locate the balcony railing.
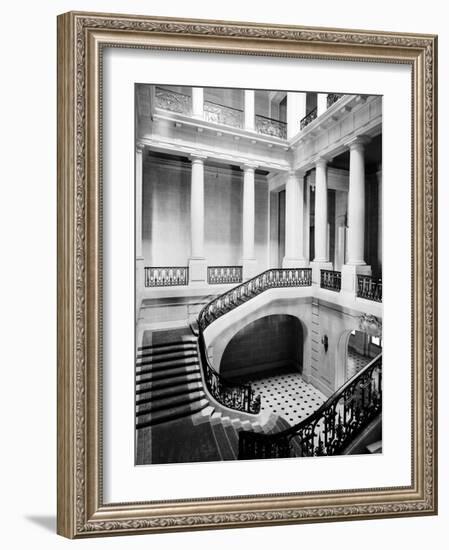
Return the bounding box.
[154,87,192,115]
[255,114,287,139]
[144,266,189,287]
[300,107,318,130]
[198,268,312,332]
[357,275,382,302]
[207,266,243,285]
[238,353,382,459]
[327,93,343,108]
[203,100,243,128]
[320,269,342,292]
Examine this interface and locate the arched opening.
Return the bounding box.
[220,314,303,382]
[346,329,382,380]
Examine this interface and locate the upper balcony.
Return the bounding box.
[142,86,349,142]
[136,85,380,172]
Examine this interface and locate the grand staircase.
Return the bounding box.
[136,327,291,462]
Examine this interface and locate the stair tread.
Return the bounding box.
[136,389,206,415]
[136,398,209,428]
[137,373,202,393]
[138,339,196,351]
[137,343,197,358]
[137,364,200,383]
[137,381,203,402]
[137,357,199,374]
[137,350,198,365]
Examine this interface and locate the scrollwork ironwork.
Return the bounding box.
[239,354,382,459]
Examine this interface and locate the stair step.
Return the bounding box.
[136,349,198,367]
[212,422,236,460]
[137,364,200,383]
[137,356,199,374]
[137,380,203,403]
[136,389,206,415]
[136,373,202,393]
[137,342,197,359]
[136,398,209,428]
[138,339,196,352]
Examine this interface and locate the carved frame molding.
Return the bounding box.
[57,11,437,538]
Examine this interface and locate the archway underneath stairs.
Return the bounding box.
[220,314,303,382]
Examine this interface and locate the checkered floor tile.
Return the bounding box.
[346,349,372,379]
[247,372,327,426]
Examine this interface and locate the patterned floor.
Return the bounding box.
[346,349,372,379]
[248,372,327,426]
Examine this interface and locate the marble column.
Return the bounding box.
[341,136,372,293]
[241,163,258,279]
[244,90,255,131]
[310,157,333,283]
[136,142,144,319]
[377,169,382,272]
[188,153,207,284]
[192,87,204,118]
[283,170,308,268]
[314,158,329,262]
[317,93,328,116]
[287,92,307,139]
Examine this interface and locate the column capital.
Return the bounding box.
[136,141,145,154]
[287,169,306,179]
[346,135,371,151]
[313,155,329,168]
[190,152,207,163]
[240,161,258,172]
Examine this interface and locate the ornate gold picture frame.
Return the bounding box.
[57,11,437,538]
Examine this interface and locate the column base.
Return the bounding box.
[341,263,372,294]
[310,260,333,285]
[241,258,258,281]
[188,258,207,285]
[282,257,309,269]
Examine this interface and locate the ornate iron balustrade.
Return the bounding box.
[327,93,343,108]
[357,275,382,302]
[144,266,189,287]
[255,114,287,139]
[300,107,318,130]
[238,354,382,459]
[197,331,261,414]
[208,266,243,285]
[154,86,192,115]
[320,269,342,292]
[204,100,243,128]
[198,268,312,332]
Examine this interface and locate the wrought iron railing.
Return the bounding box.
[144,266,189,287]
[327,93,343,108]
[204,100,243,128]
[154,86,192,115]
[197,331,261,414]
[238,354,382,459]
[208,266,243,285]
[300,107,318,130]
[357,275,382,302]
[198,268,312,332]
[255,114,287,139]
[320,269,342,292]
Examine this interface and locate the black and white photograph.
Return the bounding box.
[134,85,383,465]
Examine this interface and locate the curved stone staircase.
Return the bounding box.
[135,326,290,463]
